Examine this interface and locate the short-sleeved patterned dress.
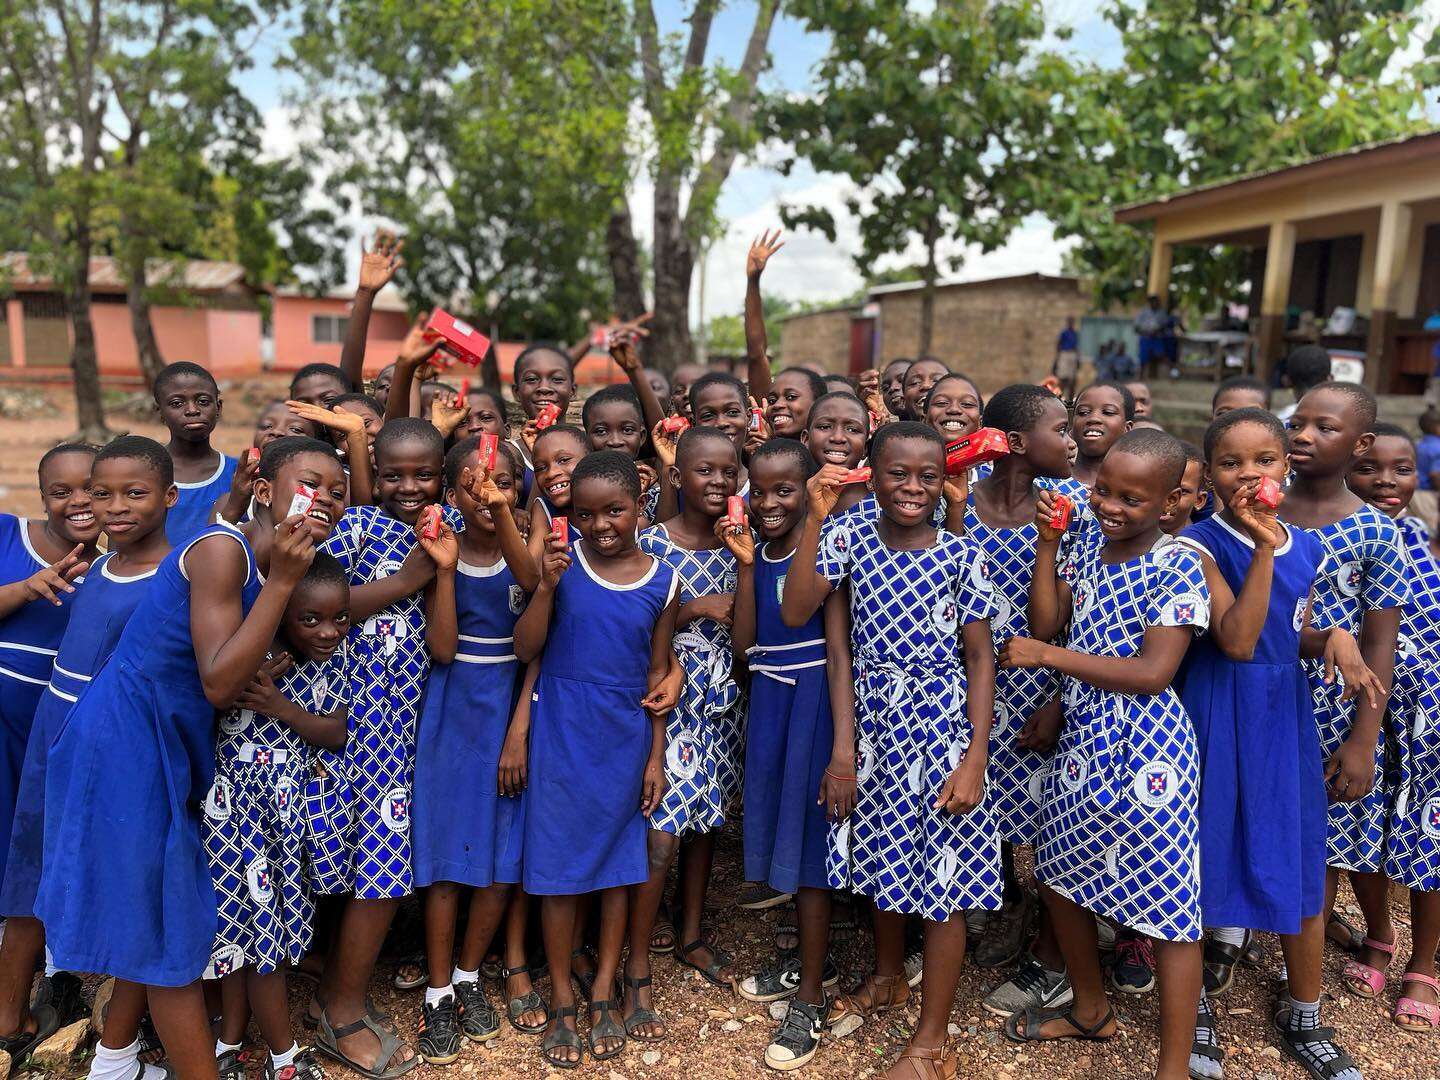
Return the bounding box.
[1037,536,1210,943]
[204,646,349,976]
[640,524,742,836]
[1294,504,1410,872]
[818,516,1002,921]
[1384,517,1440,892]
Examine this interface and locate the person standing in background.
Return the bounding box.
[1053,317,1080,400]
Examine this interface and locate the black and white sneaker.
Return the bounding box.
[738,883,794,911]
[741,952,840,1003]
[417,995,462,1065]
[454,979,501,1042]
[764,997,828,1071]
[982,953,1073,1017]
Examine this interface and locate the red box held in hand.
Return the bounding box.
[1255,476,1284,509]
[749,408,764,431]
[662,416,690,435]
[423,308,490,367]
[945,428,1009,476]
[535,403,561,430]
[550,516,568,540]
[1048,494,1073,532]
[478,433,499,471]
[726,496,747,527]
[840,466,871,485]
[419,505,442,541]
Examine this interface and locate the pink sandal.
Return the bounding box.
[1394,973,1440,1032]
[1341,936,1395,999]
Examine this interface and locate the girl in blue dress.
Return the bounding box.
[411,439,536,1063]
[1177,409,1373,1079]
[0,437,167,1073]
[728,439,853,1071]
[782,422,999,1080]
[37,435,344,1080]
[314,418,451,1078]
[153,362,239,546]
[207,556,350,1080]
[513,451,677,1067]
[1348,424,1440,1033]
[636,427,744,993]
[1000,429,1207,1080]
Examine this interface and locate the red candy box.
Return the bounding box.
[662,416,691,435]
[419,504,442,541]
[1048,494,1073,532]
[945,428,1009,476]
[423,308,491,367]
[550,516,568,540]
[478,433,499,471]
[726,496,747,527]
[286,482,317,519]
[750,408,764,431]
[247,447,260,465]
[840,466,872,485]
[535,403,561,430]
[1255,476,1284,509]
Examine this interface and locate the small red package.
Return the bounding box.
[1048,494,1073,532]
[726,495,746,527]
[662,415,690,435]
[945,428,1010,476]
[535,403,561,430]
[550,515,568,540]
[478,433,499,471]
[419,504,442,541]
[247,447,260,465]
[423,308,490,367]
[458,378,470,401]
[840,466,872,485]
[749,408,764,431]
[1255,476,1284,509]
[286,482,317,519]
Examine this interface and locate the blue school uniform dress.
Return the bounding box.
[517,540,676,894]
[38,524,262,986]
[640,525,742,836]
[1177,516,1327,933]
[0,553,155,919]
[166,454,238,547]
[817,516,1002,920]
[205,646,349,977]
[1298,504,1410,872]
[1037,535,1209,942]
[323,503,458,899]
[743,542,833,894]
[963,479,1091,848]
[412,557,526,889]
[0,516,80,883]
[508,439,535,507]
[1383,517,1440,893]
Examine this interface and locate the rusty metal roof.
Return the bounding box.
[0,253,251,293]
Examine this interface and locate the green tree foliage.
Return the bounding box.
[769,0,1074,355]
[1053,0,1439,312]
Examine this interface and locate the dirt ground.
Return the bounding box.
[4,384,1438,1079]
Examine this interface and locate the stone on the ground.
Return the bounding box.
[31,1019,91,1071]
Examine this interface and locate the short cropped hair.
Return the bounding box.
[1108,427,1187,489]
[1203,407,1287,461]
[571,450,640,501]
[94,435,174,488]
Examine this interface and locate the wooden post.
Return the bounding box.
[1366,200,1413,392]
[1256,221,1297,381]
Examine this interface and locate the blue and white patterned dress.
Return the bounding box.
[1037,536,1210,943]
[817,516,1001,920]
[204,646,349,976]
[322,503,459,898]
[1295,504,1410,872]
[1384,517,1440,892]
[640,525,742,836]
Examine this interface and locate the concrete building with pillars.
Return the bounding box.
[1117,130,1440,394]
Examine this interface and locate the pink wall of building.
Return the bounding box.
[88,304,261,377]
[271,295,411,375]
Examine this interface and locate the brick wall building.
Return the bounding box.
[777,273,1089,393]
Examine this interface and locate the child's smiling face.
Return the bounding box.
[901,359,948,418]
[692,384,748,450]
[571,475,639,557]
[461,392,506,439]
[373,438,444,524]
[88,456,175,548]
[262,451,348,542]
[451,450,518,534]
[1073,386,1130,459]
[159,373,222,445]
[533,430,587,509]
[586,400,647,457]
[924,376,982,444]
[748,454,808,541]
[40,450,100,545]
[514,348,575,418]
[1348,434,1416,518]
[803,396,869,469]
[283,579,350,663]
[872,435,944,528]
[670,434,739,519]
[765,371,817,438]
[1159,459,1207,535]
[1090,450,1177,540]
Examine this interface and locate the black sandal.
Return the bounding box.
[678,938,735,990]
[541,1006,583,1070]
[1203,933,1249,997]
[623,974,667,1042]
[0,1004,60,1072]
[1003,1003,1117,1044]
[1325,913,1363,954]
[1190,1001,1223,1080]
[502,964,548,1034]
[315,1010,417,1080]
[1274,1009,1360,1080]
[588,999,627,1060]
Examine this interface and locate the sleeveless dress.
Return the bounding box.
[1037,535,1210,942]
[1296,505,1410,872]
[743,542,833,894]
[0,516,80,884]
[0,552,156,918]
[1177,516,1327,932]
[412,556,526,889]
[1384,517,1440,892]
[38,524,262,986]
[166,454,238,546]
[818,516,1002,920]
[640,525,742,836]
[516,540,676,894]
[205,645,349,977]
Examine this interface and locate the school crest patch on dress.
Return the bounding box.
[1333,559,1362,598]
[1424,799,1440,841]
[1060,751,1088,793]
[1293,596,1308,631]
[1134,761,1178,808]
[205,776,235,822]
[246,857,275,905]
[508,584,525,614]
[666,729,702,781]
[380,787,410,833]
[207,943,245,980]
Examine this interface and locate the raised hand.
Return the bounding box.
[430,388,470,438]
[415,513,460,572]
[1228,480,1282,549]
[270,515,317,585]
[746,229,785,280]
[397,318,441,370]
[651,420,679,468]
[461,464,508,509]
[540,530,571,589]
[608,329,643,372]
[287,399,366,436]
[805,464,848,522]
[22,544,91,606]
[715,515,754,566]
[358,229,404,293]
[1033,488,1066,544]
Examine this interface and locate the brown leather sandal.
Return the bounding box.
[883,1042,956,1080]
[828,972,911,1029]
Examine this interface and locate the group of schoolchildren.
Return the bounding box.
[0,229,1432,1080]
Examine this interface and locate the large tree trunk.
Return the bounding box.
[606,201,647,322]
[125,254,165,390]
[648,180,694,372]
[67,229,110,443]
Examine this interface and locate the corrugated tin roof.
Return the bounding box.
[867,271,1080,297]
[272,283,410,313]
[0,252,250,293]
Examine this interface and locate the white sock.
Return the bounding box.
[1210,926,1247,948]
[270,1043,298,1071]
[215,1039,241,1057]
[425,985,453,1008]
[42,947,57,978]
[452,965,478,985]
[88,1039,141,1080]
